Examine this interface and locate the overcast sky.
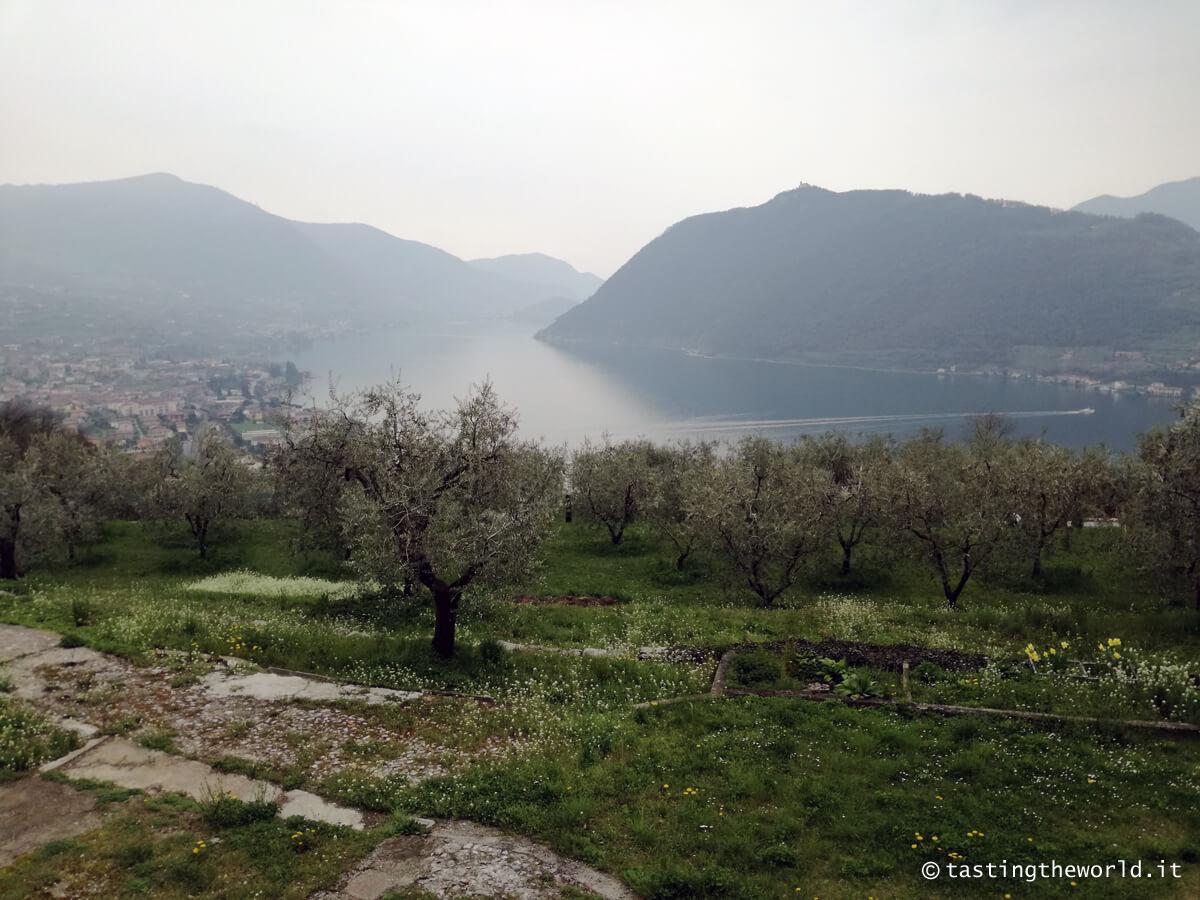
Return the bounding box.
[2,1,1198,276]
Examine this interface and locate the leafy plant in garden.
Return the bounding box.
[834,671,881,698]
[818,657,849,684]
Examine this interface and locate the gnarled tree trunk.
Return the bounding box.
[430,582,460,658]
[1,504,20,580]
[0,537,16,580]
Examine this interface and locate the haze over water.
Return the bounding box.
[293,323,1180,451]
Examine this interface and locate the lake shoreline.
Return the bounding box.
[534,333,1198,402]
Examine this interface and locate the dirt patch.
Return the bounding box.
[510,595,621,607]
[757,638,987,672]
[0,776,105,867]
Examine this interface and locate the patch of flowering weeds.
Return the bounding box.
[185,571,372,602]
[0,695,81,772]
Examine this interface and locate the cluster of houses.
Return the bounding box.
[0,344,305,456]
[934,362,1194,400]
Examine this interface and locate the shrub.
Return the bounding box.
[786,651,824,682]
[912,661,946,684]
[730,650,783,687]
[818,657,849,685]
[198,787,278,828]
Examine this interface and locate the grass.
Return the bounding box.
[0,788,379,900]
[0,518,1198,896]
[397,697,1200,898]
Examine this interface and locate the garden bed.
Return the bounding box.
[755,637,988,672]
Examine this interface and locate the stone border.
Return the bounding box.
[711,645,1200,737]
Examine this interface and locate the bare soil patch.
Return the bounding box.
[0,776,105,867]
[510,594,621,607]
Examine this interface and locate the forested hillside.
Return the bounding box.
[540,186,1200,372]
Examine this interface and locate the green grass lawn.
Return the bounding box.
[2,518,1199,897]
[399,697,1200,898]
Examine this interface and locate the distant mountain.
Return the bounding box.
[507,295,580,325]
[1074,177,1200,231]
[0,173,553,331]
[293,222,535,319]
[469,252,602,302]
[539,185,1200,373]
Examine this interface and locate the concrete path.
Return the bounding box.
[38,734,367,828]
[0,624,367,829]
[315,819,636,900]
[0,625,464,786]
[0,623,641,898]
[202,667,421,706]
[0,624,60,663]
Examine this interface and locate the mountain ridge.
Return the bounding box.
[1073,176,1200,231]
[0,173,588,327]
[538,185,1200,377]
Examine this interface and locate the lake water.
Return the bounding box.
[293,322,1182,451]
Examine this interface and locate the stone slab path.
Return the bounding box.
[314,819,636,900]
[202,668,422,706]
[0,623,639,898]
[1,627,480,785]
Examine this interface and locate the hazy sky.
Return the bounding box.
[2,1,1198,275]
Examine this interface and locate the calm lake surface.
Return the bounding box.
[293,322,1182,451]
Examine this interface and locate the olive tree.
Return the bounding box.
[686,437,835,607]
[799,433,891,576]
[147,429,257,559]
[0,435,33,579]
[1008,440,1110,577]
[271,411,354,559]
[23,432,112,562]
[0,401,79,579]
[306,380,561,657]
[570,438,654,545]
[1125,407,1200,610]
[643,441,715,569]
[889,431,1016,609]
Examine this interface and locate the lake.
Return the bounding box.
[292,322,1182,451]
